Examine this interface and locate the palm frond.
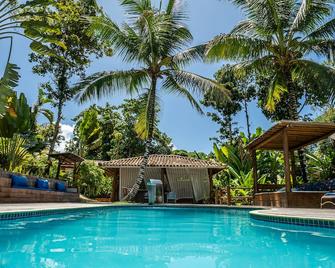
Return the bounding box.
[304,18,335,41]
[166,70,230,102]
[265,74,287,111]
[75,69,149,103]
[290,0,332,36]
[167,44,206,68]
[134,92,160,140]
[162,74,204,114]
[291,59,335,91]
[206,34,269,62]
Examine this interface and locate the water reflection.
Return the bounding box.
[0,208,334,268]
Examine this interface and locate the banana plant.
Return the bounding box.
[0,0,65,116]
[0,134,30,172]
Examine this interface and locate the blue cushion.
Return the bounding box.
[36,178,49,190]
[11,174,29,188]
[55,182,66,192]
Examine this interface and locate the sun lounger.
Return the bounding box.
[321,192,335,208]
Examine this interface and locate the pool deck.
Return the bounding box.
[0,203,114,213]
[251,208,335,221]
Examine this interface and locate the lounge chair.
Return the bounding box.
[166,192,177,203]
[321,192,335,208]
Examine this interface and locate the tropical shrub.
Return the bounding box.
[0,134,30,172]
[78,161,112,198]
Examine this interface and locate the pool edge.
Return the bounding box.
[250,210,335,229]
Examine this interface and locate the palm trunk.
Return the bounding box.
[287,81,308,183]
[243,99,251,140]
[123,76,157,201]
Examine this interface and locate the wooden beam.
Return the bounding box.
[292,131,335,150]
[248,129,283,151]
[283,129,291,193]
[251,150,258,195]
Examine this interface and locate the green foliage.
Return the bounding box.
[0,0,66,116]
[206,0,335,119]
[214,141,253,187]
[0,64,20,117]
[78,161,112,198]
[0,93,34,138]
[202,64,256,144]
[67,97,173,160]
[76,0,228,141]
[172,150,210,160]
[0,134,30,172]
[29,0,105,160]
[213,130,284,190]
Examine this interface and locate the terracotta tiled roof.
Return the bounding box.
[98,154,225,170]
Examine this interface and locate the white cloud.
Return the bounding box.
[56,124,74,152]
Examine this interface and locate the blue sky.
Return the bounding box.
[4,0,305,153]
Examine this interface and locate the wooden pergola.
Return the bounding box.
[246,121,335,207]
[49,152,85,180]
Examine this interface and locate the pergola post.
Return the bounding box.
[111,169,120,202]
[208,169,214,203]
[282,129,291,193]
[251,150,258,195]
[290,150,297,187]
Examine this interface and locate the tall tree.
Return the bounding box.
[202,65,256,144]
[29,0,104,175]
[76,0,228,200]
[206,0,335,182]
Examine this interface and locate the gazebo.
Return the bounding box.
[98,154,224,203]
[49,152,85,180]
[247,121,335,208]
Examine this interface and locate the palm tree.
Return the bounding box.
[206,0,335,182]
[76,0,229,201]
[206,0,335,117]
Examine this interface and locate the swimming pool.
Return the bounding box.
[0,207,334,267]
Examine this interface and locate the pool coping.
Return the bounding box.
[250,209,335,229]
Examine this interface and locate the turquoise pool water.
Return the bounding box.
[0,207,334,268]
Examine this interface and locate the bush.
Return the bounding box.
[78,161,112,198]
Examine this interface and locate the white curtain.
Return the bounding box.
[166,169,194,200]
[119,168,161,199]
[166,168,210,202]
[189,169,210,202]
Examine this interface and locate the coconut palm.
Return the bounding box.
[206,0,335,118]
[76,0,229,201]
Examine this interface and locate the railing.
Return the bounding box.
[256,184,285,192]
[215,186,253,205]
